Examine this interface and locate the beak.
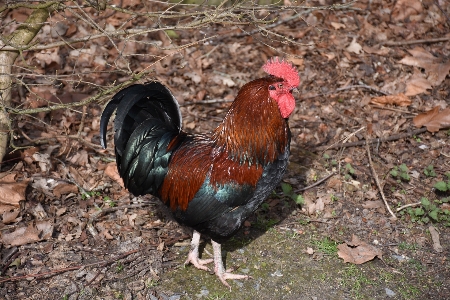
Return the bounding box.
[291,87,299,94]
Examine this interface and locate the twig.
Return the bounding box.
[337,84,388,95]
[218,1,357,41]
[77,106,87,137]
[434,0,450,26]
[1,248,20,275]
[396,202,421,212]
[379,37,450,47]
[181,99,233,106]
[296,172,336,192]
[302,84,388,100]
[7,35,216,116]
[370,105,417,115]
[0,249,139,283]
[365,132,397,220]
[314,128,428,151]
[87,203,155,238]
[20,131,104,151]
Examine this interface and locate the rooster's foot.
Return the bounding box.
[184,230,213,271]
[212,240,252,290]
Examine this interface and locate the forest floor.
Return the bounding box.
[1,0,449,299]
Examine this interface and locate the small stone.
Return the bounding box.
[385,288,396,297]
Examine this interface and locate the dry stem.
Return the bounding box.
[365,131,397,220]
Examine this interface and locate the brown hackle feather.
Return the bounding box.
[212,77,289,165]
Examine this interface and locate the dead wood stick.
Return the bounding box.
[314,128,428,151]
[434,0,450,27]
[396,202,421,212]
[302,84,388,100]
[296,172,336,192]
[1,248,20,275]
[365,132,397,220]
[181,99,233,106]
[380,37,450,46]
[370,105,417,115]
[0,249,139,283]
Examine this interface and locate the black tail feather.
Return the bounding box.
[100,82,181,152]
[100,95,120,149]
[99,82,183,195]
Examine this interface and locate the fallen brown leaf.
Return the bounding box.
[370,94,411,107]
[53,183,78,198]
[346,38,362,54]
[362,45,390,56]
[2,209,20,224]
[0,173,29,206]
[391,0,422,22]
[362,200,384,209]
[338,235,382,264]
[405,69,432,96]
[399,47,450,87]
[1,221,54,246]
[105,162,124,188]
[0,204,18,214]
[413,107,450,133]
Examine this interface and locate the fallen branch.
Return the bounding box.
[380,37,450,46]
[181,99,233,106]
[396,202,421,212]
[365,132,397,220]
[86,202,156,237]
[434,0,450,26]
[296,172,336,192]
[370,105,417,115]
[301,84,388,100]
[0,249,140,283]
[314,128,428,151]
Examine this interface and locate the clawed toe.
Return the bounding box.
[184,252,213,271]
[216,271,251,290]
[184,231,213,271]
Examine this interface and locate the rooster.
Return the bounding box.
[100,58,300,288]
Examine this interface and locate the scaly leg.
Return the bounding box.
[184,230,213,271]
[211,240,251,290]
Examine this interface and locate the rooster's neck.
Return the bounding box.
[212,78,290,165]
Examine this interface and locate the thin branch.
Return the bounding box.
[396,202,421,212]
[380,37,450,47]
[180,98,233,106]
[365,132,397,220]
[0,1,60,13]
[217,1,358,41]
[296,172,336,192]
[314,128,428,151]
[1,28,174,51]
[0,249,140,284]
[77,106,87,137]
[302,84,388,100]
[370,105,417,115]
[434,0,450,26]
[6,35,216,115]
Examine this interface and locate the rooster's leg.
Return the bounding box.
[211,240,250,289]
[184,230,213,271]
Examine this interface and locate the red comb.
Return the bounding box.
[262,57,300,87]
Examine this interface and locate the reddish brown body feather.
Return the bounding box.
[159,77,290,212]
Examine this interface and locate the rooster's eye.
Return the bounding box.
[278,84,283,89]
[269,85,276,90]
